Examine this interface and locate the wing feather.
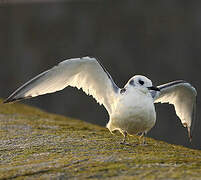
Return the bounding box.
[154,80,197,141]
[4,57,119,113]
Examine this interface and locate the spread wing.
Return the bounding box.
[4,57,119,113]
[154,80,197,141]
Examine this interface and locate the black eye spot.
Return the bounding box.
[120,88,126,94]
[129,79,134,85]
[139,80,144,85]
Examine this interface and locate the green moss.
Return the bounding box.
[0,98,201,179]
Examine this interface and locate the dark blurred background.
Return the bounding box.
[1,0,201,149]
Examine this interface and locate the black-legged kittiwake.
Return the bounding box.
[4,57,197,145]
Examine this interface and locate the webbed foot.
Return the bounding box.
[120,131,131,146]
[120,141,131,146]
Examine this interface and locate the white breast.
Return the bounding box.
[107,89,156,135]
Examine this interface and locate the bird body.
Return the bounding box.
[107,84,156,136]
[4,57,197,144]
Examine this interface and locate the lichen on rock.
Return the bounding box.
[0,99,201,179]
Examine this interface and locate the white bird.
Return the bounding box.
[4,57,197,144]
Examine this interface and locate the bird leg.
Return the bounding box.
[120,131,130,145]
[139,132,147,146]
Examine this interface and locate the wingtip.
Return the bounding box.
[188,127,192,143]
[3,98,11,104]
[186,124,192,143]
[3,96,31,104]
[183,123,192,143]
[3,98,17,104]
[3,100,8,104]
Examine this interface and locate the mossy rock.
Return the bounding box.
[0,99,201,179]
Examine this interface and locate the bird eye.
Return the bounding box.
[129,79,134,85]
[139,80,144,85]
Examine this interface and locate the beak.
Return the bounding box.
[148,86,160,91]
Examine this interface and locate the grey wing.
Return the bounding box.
[154,80,197,141]
[4,57,119,114]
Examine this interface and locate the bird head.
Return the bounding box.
[125,75,160,94]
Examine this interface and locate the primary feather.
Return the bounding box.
[154,80,197,140]
[4,57,119,114]
[4,58,197,143]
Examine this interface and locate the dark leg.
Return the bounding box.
[139,132,148,146]
[120,131,127,144]
[120,131,130,145]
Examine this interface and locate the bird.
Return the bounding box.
[4,57,197,145]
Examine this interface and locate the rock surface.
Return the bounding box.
[0,99,201,179]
